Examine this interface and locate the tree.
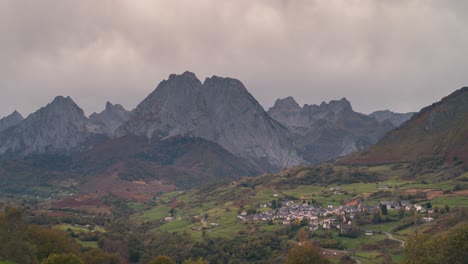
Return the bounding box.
[380,203,388,215]
[29,226,80,261]
[150,255,176,264]
[272,200,278,209]
[41,253,83,264]
[285,241,330,264]
[444,205,450,212]
[296,228,309,242]
[81,248,121,264]
[403,224,468,264]
[169,208,176,216]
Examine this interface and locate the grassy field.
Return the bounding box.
[76,239,99,248]
[55,224,106,233]
[134,205,171,222]
[430,195,468,208]
[155,220,191,233]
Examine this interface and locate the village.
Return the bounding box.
[236,198,434,233]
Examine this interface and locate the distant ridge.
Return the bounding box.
[267,96,397,164]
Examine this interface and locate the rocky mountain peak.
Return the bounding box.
[267,96,397,164]
[102,101,127,113]
[203,75,247,92]
[169,71,199,81]
[105,101,114,110]
[89,102,130,135]
[271,97,301,112]
[202,76,261,113]
[46,96,85,116]
[10,110,23,119]
[0,110,24,133]
[0,96,92,155]
[51,95,75,106]
[319,97,352,112]
[117,72,303,168]
[135,72,204,116]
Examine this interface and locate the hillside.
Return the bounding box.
[0,135,261,196]
[343,87,468,166]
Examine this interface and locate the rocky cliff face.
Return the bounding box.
[0,111,24,133]
[117,72,303,169]
[89,102,130,135]
[117,72,207,139]
[268,97,394,164]
[0,96,95,155]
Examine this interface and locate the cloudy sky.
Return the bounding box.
[1,0,467,118]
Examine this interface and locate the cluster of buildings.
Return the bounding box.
[237,198,435,229]
[379,200,434,214]
[237,201,360,230]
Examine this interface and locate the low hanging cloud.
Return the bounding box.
[1,0,467,118]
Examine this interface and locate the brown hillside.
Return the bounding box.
[342,87,468,165]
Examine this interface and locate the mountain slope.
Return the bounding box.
[267,97,394,164]
[0,111,24,133]
[343,87,468,164]
[117,72,303,169]
[0,96,99,156]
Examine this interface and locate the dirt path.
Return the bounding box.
[384,232,405,247]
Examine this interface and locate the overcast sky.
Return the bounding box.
[1,0,467,118]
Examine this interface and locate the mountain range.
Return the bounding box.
[0,71,440,190]
[267,97,409,164]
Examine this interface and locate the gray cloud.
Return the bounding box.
[1,0,467,118]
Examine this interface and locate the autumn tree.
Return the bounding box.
[29,227,80,261]
[41,253,83,264]
[285,241,330,264]
[296,228,309,242]
[403,224,468,264]
[81,248,122,264]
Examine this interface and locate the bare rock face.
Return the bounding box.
[117,72,303,169]
[370,110,414,127]
[200,76,302,168]
[268,97,394,164]
[117,72,207,139]
[0,111,24,133]
[268,97,354,130]
[0,96,93,155]
[89,102,130,135]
